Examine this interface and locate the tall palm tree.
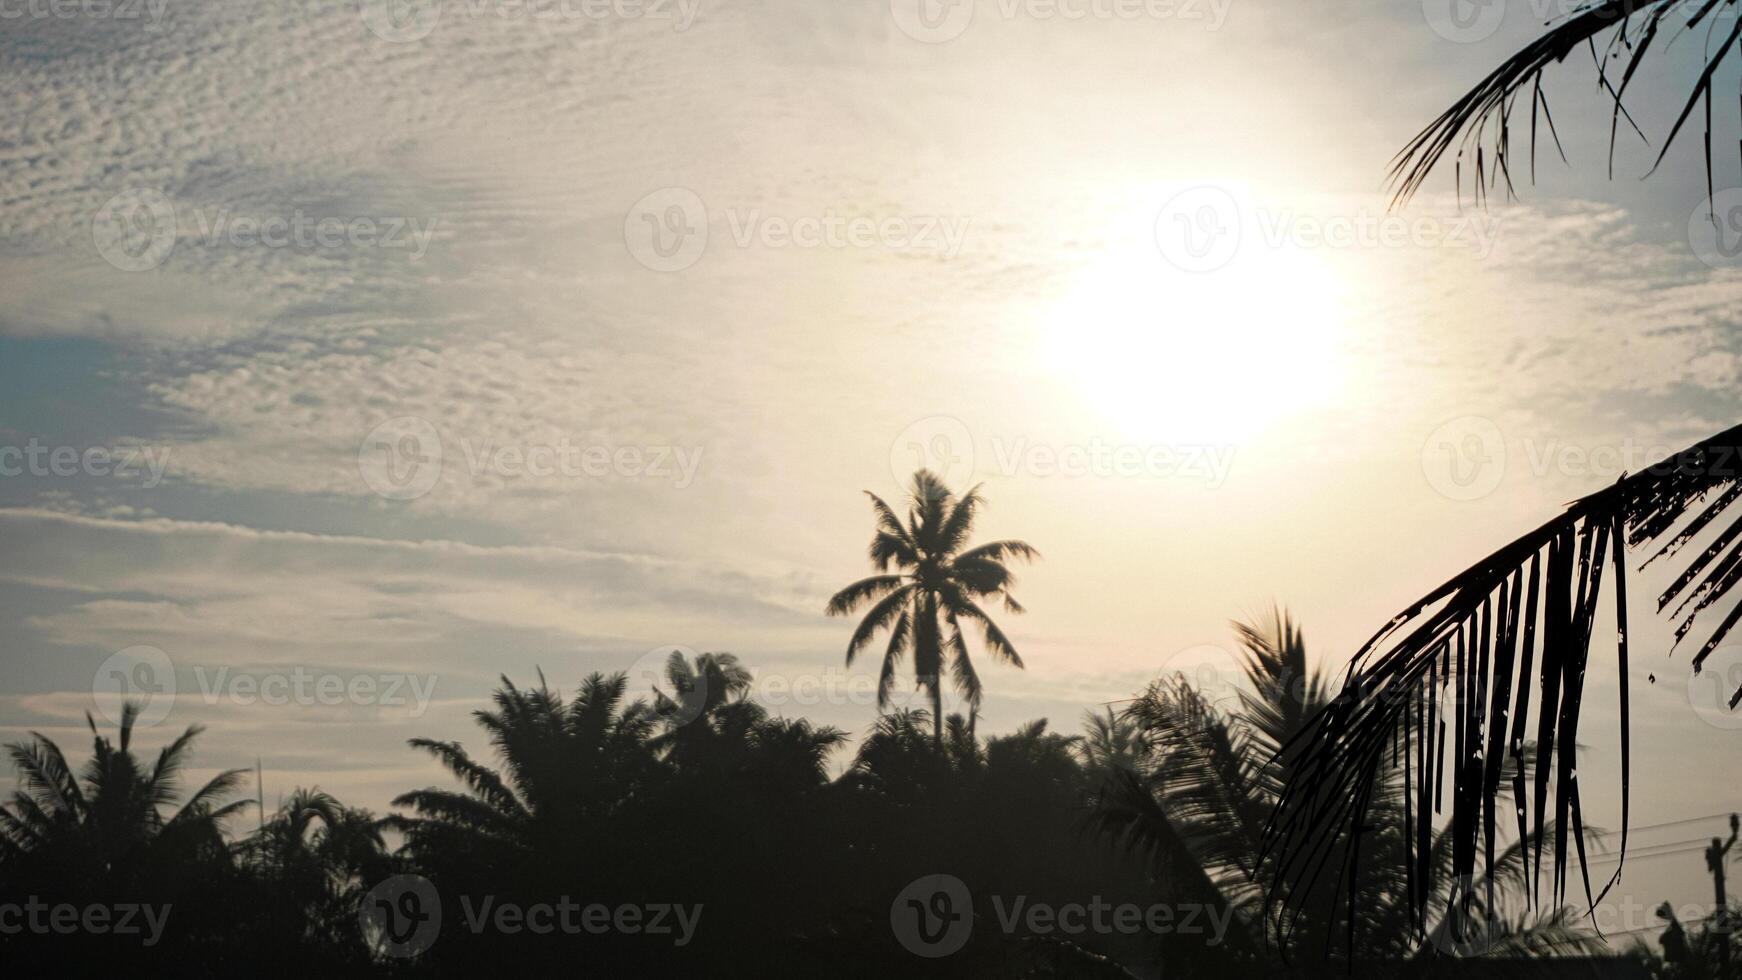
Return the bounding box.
[0,703,249,881]
[1265,426,1742,951]
[826,469,1039,746]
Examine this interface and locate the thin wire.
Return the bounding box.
[1588,812,1733,838]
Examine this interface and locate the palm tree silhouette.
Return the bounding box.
[0,703,250,879]
[1096,611,1601,965]
[827,469,1038,746]
[389,671,660,868]
[1391,0,1742,207]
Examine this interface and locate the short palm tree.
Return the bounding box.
[1095,612,1601,965]
[390,671,660,868]
[0,703,249,881]
[826,469,1038,746]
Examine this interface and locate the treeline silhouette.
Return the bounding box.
[3,613,1644,979]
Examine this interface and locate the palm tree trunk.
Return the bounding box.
[931,679,942,749]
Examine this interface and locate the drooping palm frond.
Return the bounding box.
[1263,424,1742,953]
[1391,0,1742,209]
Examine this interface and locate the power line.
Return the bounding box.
[1585,843,1708,863]
[1588,813,1734,839]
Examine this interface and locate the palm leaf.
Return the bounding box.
[1263,423,1742,951]
[1390,0,1741,208]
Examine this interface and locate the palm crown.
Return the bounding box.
[826,469,1038,744]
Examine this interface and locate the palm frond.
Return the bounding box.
[1392,0,1742,209]
[1263,424,1742,952]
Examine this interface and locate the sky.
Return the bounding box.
[2,0,1742,950]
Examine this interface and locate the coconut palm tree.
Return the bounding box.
[1390,0,1742,207]
[826,469,1039,746]
[0,703,249,881]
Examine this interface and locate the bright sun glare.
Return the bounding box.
[1045,229,1348,447]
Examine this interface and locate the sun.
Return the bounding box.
[1043,228,1348,447]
